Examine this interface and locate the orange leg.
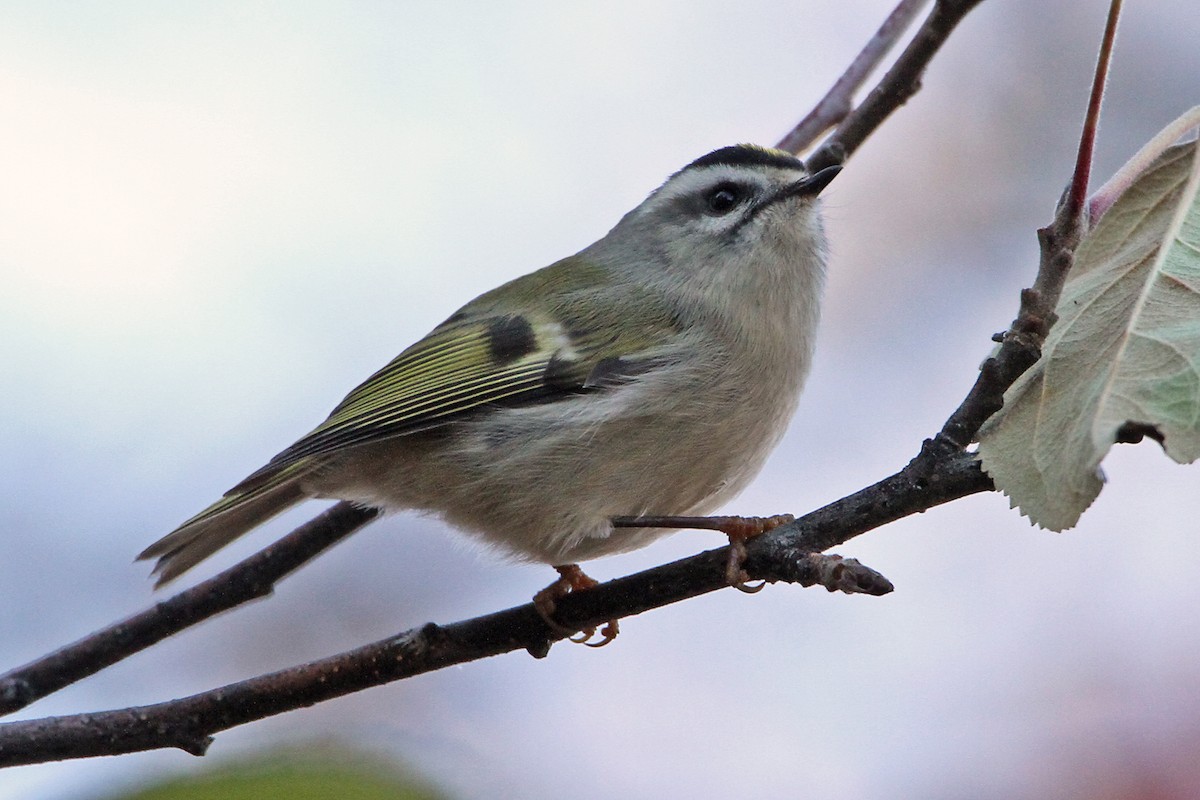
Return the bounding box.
[533,564,619,647]
[611,513,795,592]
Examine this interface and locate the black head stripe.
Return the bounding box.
[681,144,805,175]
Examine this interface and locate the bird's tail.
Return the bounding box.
[138,463,312,587]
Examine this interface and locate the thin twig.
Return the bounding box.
[806,0,988,172]
[0,503,379,717]
[1066,0,1123,221]
[775,0,931,155]
[932,0,1121,450]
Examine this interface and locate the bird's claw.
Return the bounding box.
[573,620,620,647]
[719,513,794,592]
[534,564,619,646]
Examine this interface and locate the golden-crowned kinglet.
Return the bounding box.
[140,144,840,612]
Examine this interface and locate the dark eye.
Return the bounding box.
[705,182,744,214]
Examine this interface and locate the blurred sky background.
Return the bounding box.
[3,2,1200,798]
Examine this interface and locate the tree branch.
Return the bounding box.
[1066,0,1123,222]
[0,450,985,767]
[1,0,1115,769]
[931,0,1120,451]
[2,0,993,726]
[0,503,379,716]
[775,0,931,155]
[805,0,988,171]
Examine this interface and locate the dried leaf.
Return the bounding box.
[978,131,1200,530]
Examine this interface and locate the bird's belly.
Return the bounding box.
[314,371,799,564]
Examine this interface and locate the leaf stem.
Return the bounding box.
[1067,0,1122,221]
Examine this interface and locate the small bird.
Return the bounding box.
[140,144,839,642]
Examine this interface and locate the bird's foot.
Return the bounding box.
[611,513,795,592]
[713,514,794,592]
[533,564,619,647]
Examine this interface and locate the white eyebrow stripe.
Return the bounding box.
[648,164,806,208]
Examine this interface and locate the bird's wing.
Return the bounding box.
[232,264,685,491]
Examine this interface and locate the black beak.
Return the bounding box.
[751,164,842,220]
[788,164,842,197]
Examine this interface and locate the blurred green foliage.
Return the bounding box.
[101,744,449,800]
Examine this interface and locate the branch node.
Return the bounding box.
[0,678,33,712]
[752,546,894,596]
[820,141,847,167]
[911,437,944,475]
[178,735,213,757]
[523,636,553,660]
[417,622,445,649]
[800,554,894,595]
